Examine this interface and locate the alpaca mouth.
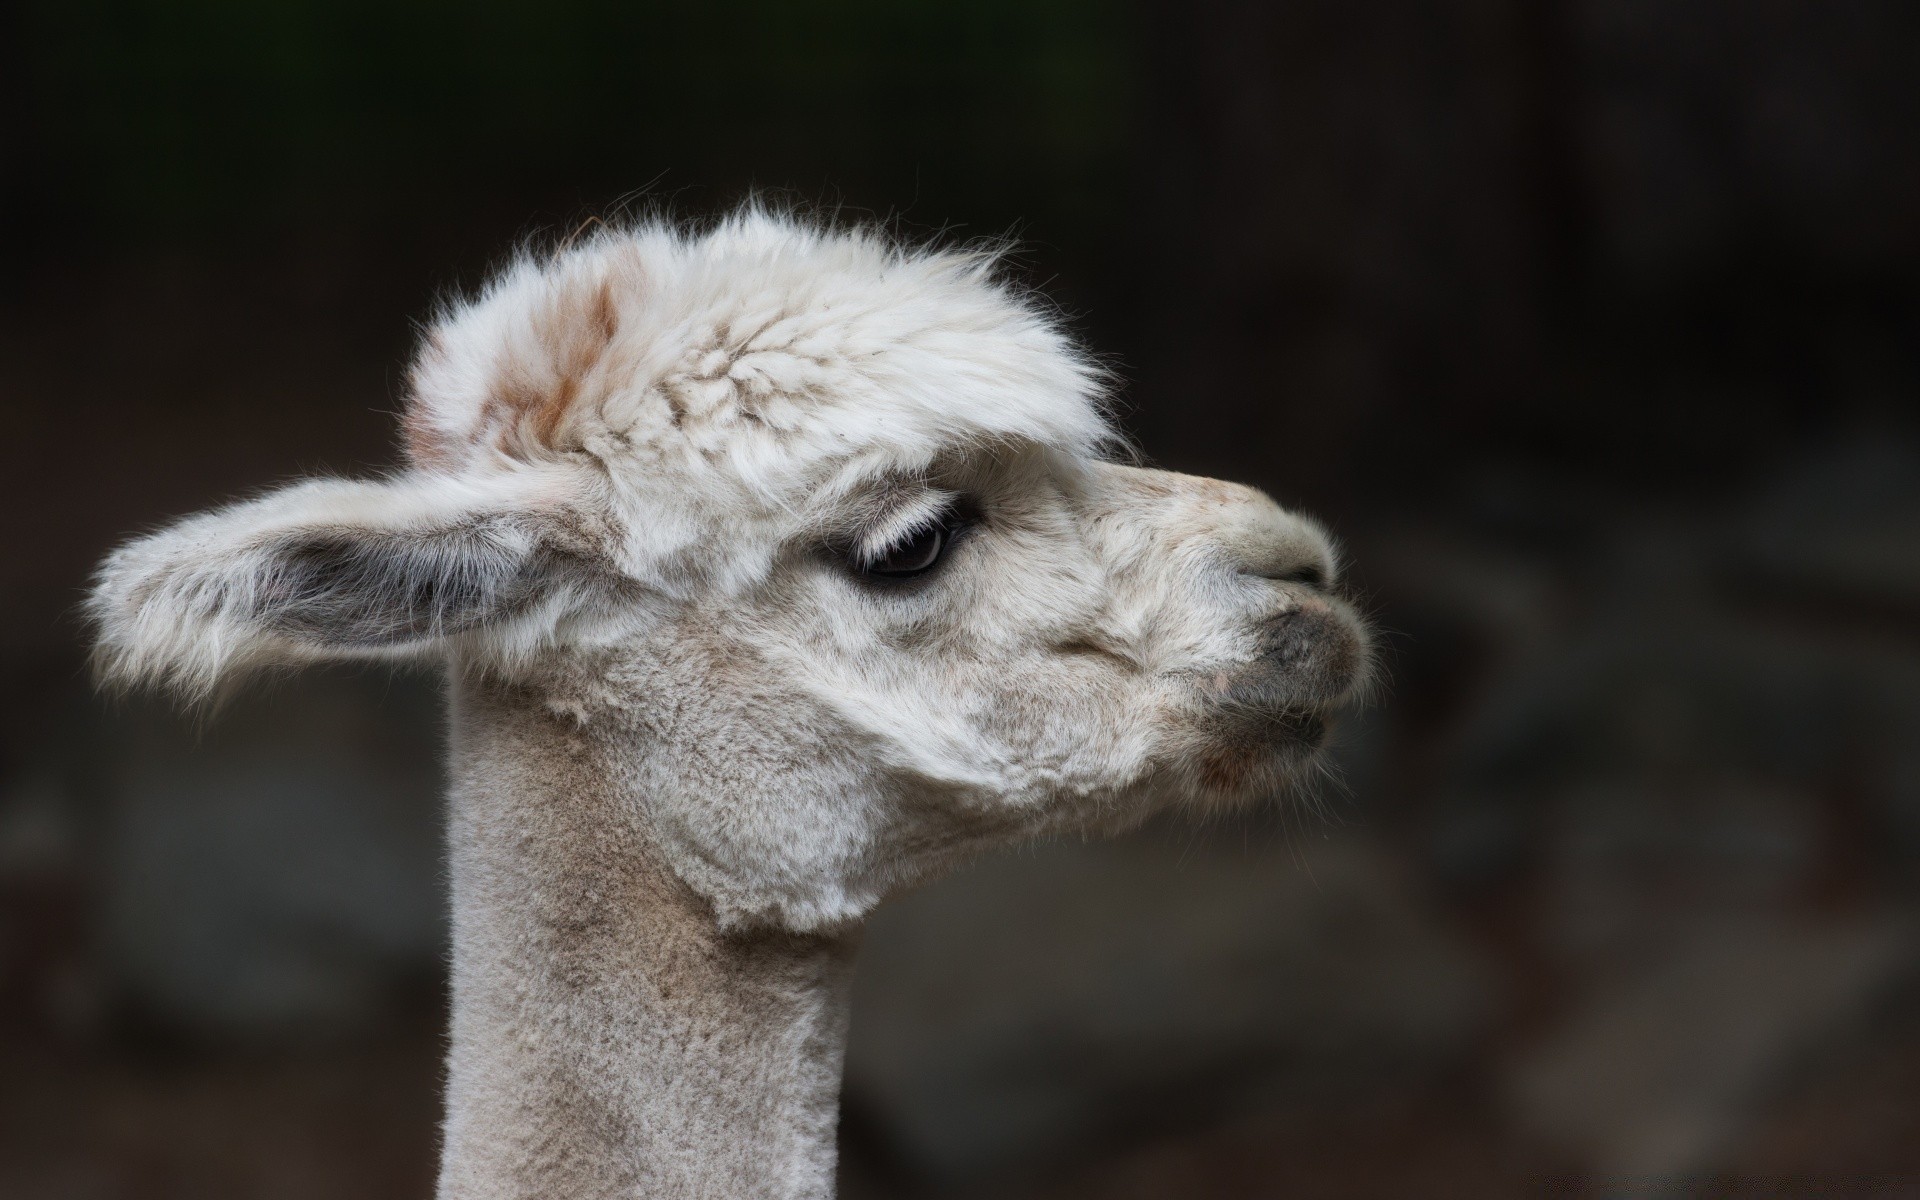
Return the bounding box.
[1210,688,1332,751]
[1263,707,1327,747]
[1194,620,1357,766]
[1190,690,1334,796]
[1208,664,1348,738]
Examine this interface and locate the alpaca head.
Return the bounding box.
[89,211,1370,929]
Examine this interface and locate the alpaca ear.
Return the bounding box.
[88,471,609,699]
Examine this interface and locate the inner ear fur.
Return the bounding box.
[264,517,553,648]
[88,471,611,698]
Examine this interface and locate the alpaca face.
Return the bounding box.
[88,213,1369,930]
[587,448,1368,929]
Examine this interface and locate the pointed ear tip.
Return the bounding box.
[86,643,162,699]
[85,625,234,708]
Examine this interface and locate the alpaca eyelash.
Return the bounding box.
[846,489,962,565]
[838,494,981,584]
[855,510,950,570]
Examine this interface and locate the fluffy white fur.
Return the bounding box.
[88,209,1368,1199]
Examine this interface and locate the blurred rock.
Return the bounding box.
[95,669,448,1036]
[0,772,80,879]
[846,826,1497,1184]
[1507,913,1915,1183]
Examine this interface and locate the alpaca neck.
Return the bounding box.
[437,678,859,1200]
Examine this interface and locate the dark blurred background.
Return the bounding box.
[4,0,1918,1195]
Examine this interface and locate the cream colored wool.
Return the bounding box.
[88,209,1369,1199]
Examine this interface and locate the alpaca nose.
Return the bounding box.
[1207,482,1337,590]
[1091,463,1339,588]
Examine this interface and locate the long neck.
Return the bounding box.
[438,677,858,1200]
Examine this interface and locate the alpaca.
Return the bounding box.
[87,210,1369,1199]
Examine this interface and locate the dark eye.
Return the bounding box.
[864,523,949,577]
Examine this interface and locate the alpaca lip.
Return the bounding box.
[1249,607,1364,709]
[1235,701,1328,750]
[1191,697,1330,798]
[1208,662,1345,725]
[1199,668,1333,748]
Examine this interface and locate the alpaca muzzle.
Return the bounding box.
[1215,604,1368,728]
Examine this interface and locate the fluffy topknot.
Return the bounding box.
[402,209,1115,491]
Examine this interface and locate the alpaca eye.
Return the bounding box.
[864,522,949,577]
[851,502,978,581]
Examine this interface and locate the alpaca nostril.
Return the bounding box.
[1245,562,1328,589]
